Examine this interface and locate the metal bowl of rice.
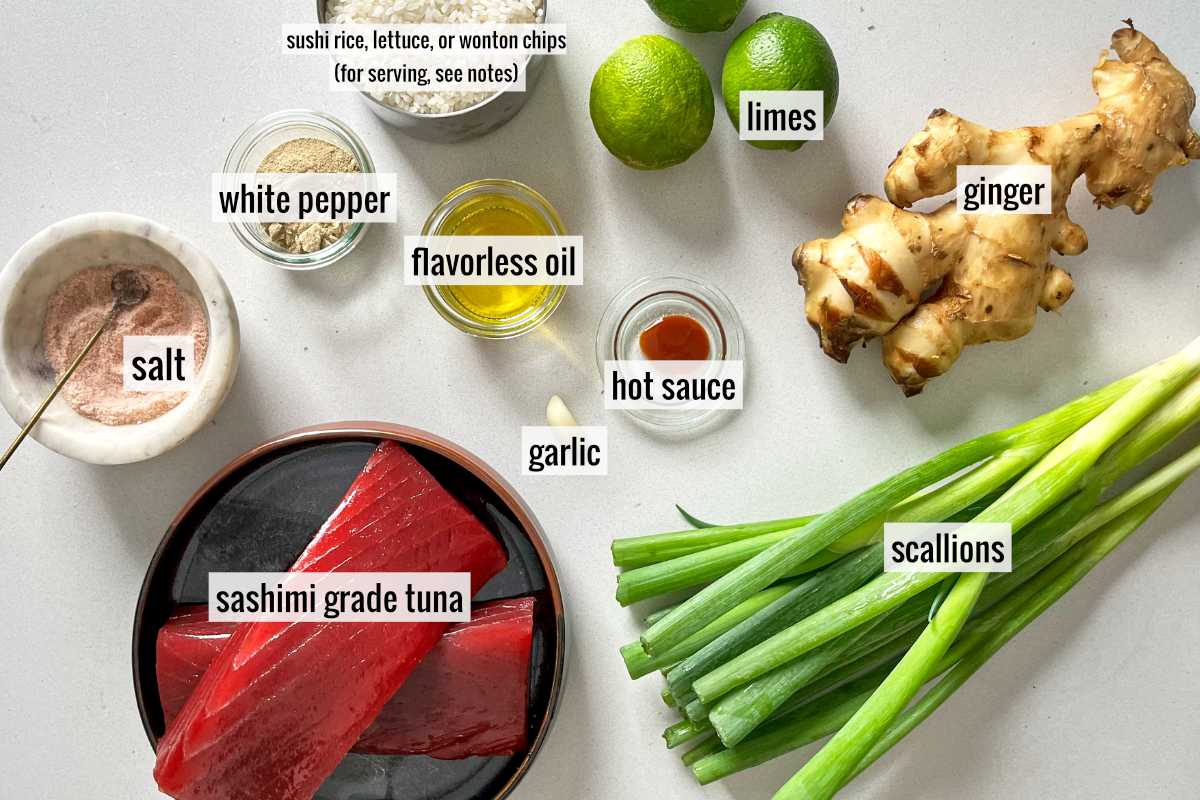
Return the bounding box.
[319,0,550,143]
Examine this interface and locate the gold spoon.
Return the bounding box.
[0,270,150,471]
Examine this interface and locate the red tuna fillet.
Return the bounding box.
[155,597,535,757]
[155,606,227,729]
[358,595,533,758]
[154,441,508,800]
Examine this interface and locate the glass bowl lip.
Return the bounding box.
[420,179,567,339]
[222,109,374,271]
[595,273,746,432]
[316,0,550,120]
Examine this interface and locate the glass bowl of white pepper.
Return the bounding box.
[222,110,374,270]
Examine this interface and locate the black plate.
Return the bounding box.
[133,429,565,800]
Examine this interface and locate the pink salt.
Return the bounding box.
[42,264,209,426]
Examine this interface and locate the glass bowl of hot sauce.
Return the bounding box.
[595,274,745,434]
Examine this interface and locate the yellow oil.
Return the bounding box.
[436,193,553,321]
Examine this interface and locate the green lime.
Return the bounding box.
[643,0,747,33]
[721,13,839,151]
[590,35,715,170]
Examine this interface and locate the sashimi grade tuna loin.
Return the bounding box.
[156,597,535,758]
[356,595,533,758]
[154,441,509,800]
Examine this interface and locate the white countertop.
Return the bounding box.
[2,1,1198,798]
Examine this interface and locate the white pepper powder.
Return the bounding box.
[257,137,360,254]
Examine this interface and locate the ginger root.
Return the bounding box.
[794,23,1199,395]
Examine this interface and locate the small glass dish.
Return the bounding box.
[595,274,745,435]
[222,110,374,270]
[421,179,567,339]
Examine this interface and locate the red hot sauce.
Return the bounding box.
[639,314,710,360]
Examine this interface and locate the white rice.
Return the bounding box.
[325,0,546,115]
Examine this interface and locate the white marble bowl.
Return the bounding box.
[0,213,239,465]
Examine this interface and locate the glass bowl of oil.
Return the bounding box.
[421,180,567,339]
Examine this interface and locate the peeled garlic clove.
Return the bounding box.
[546,395,578,427]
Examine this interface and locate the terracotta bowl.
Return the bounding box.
[133,423,566,800]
